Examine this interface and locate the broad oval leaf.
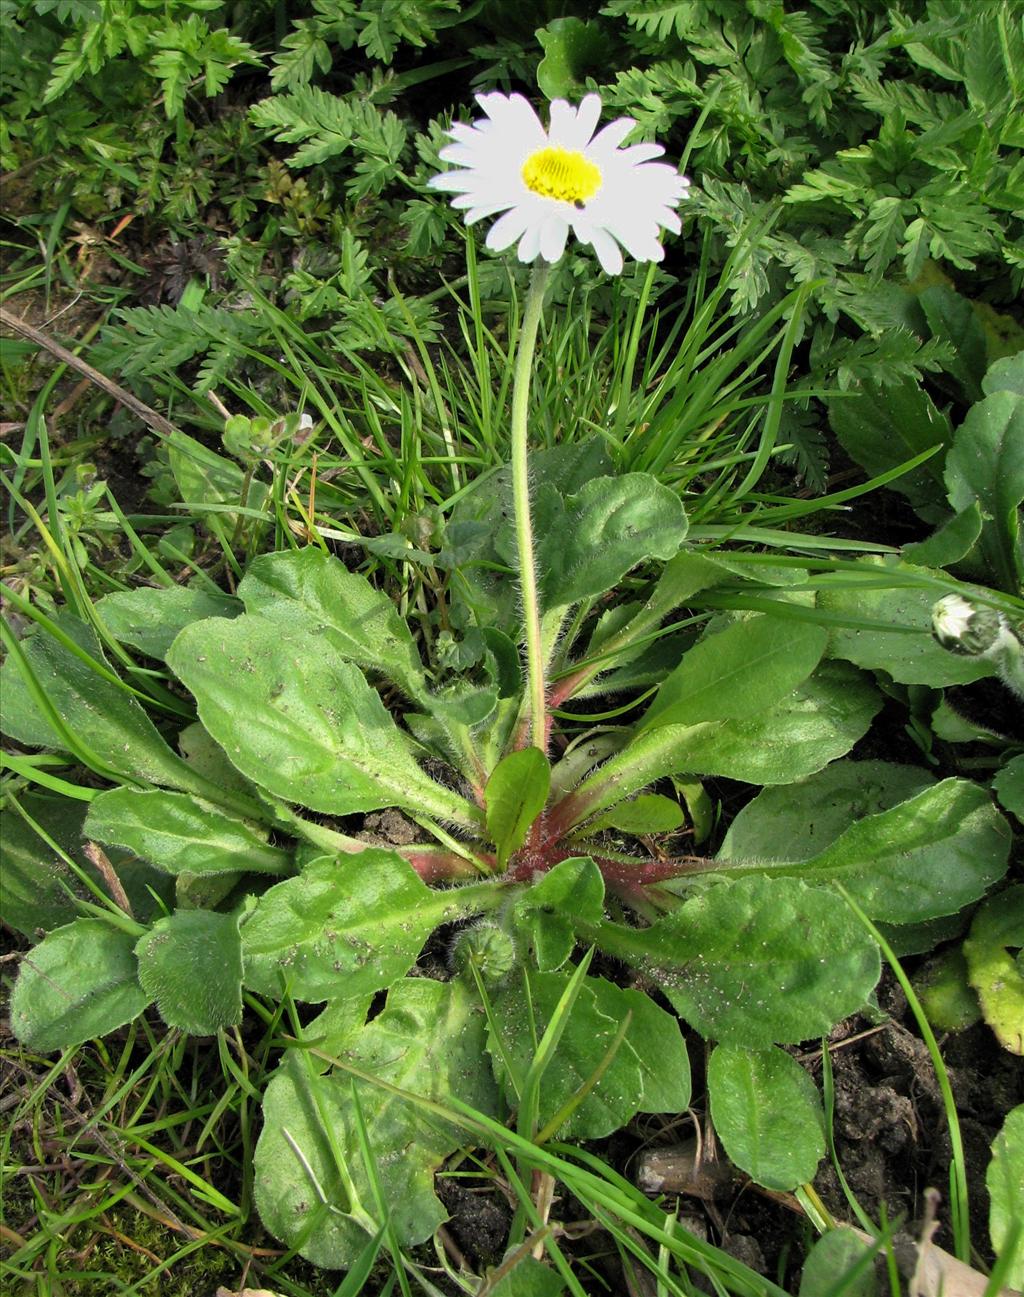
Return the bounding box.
[1,613,206,793]
[561,663,879,829]
[538,474,688,609]
[238,547,428,701]
[536,16,612,99]
[135,909,243,1035]
[0,794,172,937]
[720,772,1010,924]
[11,919,151,1052]
[167,429,267,530]
[514,856,606,971]
[987,1104,1024,1286]
[799,1229,878,1297]
[167,614,480,827]
[489,970,643,1139]
[241,850,457,1002]
[254,979,497,1268]
[945,389,1024,592]
[720,759,935,863]
[486,747,550,867]
[778,778,1011,923]
[708,1044,824,1190]
[625,875,881,1046]
[994,756,1024,820]
[587,793,684,836]
[96,586,241,660]
[818,568,993,685]
[85,786,290,877]
[965,885,1024,1055]
[827,378,952,523]
[448,438,612,634]
[590,980,691,1115]
[642,615,828,729]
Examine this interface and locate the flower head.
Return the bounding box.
[932,594,1021,659]
[429,92,689,275]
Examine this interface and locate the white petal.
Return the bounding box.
[478,92,546,149]
[517,222,544,264]
[588,227,623,275]
[485,205,536,252]
[437,142,488,166]
[547,99,575,148]
[617,142,665,164]
[596,203,666,262]
[574,95,603,148]
[586,117,636,157]
[539,214,569,263]
[429,171,474,192]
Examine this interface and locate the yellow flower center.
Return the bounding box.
[521,146,602,205]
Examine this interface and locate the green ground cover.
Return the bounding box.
[1,2,1022,1294]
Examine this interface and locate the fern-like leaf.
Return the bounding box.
[250,86,357,167]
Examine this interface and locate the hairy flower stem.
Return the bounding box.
[510,263,551,751]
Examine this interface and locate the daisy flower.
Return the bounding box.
[429,92,689,275]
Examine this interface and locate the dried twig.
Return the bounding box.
[0,305,178,437]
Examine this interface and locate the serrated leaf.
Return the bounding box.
[167,614,478,827]
[85,787,290,878]
[608,876,881,1046]
[641,615,828,729]
[965,885,1024,1054]
[135,909,243,1035]
[708,1044,824,1190]
[485,747,550,867]
[987,1105,1024,1286]
[254,978,497,1267]
[240,851,462,1002]
[96,586,240,660]
[11,919,151,1052]
[249,86,357,167]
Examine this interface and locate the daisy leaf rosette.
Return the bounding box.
[429,92,689,274]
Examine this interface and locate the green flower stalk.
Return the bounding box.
[429,92,689,752]
[932,594,1024,700]
[510,265,551,749]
